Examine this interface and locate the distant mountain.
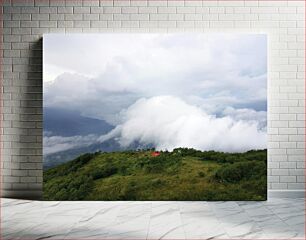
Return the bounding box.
[44,107,114,137]
[43,138,154,169]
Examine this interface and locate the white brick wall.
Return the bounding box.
[1,0,305,199]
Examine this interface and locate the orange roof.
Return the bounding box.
[151,151,160,157]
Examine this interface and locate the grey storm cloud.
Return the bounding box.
[43,33,267,153]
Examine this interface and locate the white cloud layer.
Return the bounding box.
[43,134,99,155]
[44,34,267,125]
[100,96,266,152]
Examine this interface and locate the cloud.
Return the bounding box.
[43,134,99,155]
[100,96,266,152]
[44,34,267,125]
[222,107,267,130]
[43,72,140,125]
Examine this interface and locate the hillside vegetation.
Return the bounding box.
[43,148,267,201]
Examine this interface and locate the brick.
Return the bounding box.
[289,169,304,176]
[185,1,202,7]
[74,21,90,28]
[280,162,296,169]
[12,0,34,6]
[65,0,82,6]
[65,14,83,20]
[210,21,234,28]
[4,21,20,28]
[83,0,99,6]
[50,14,65,20]
[195,7,209,14]
[121,20,139,28]
[234,7,251,13]
[288,155,304,161]
[114,14,129,21]
[20,21,39,28]
[279,7,297,14]
[271,183,288,189]
[297,176,305,183]
[269,161,279,168]
[177,21,194,28]
[131,0,147,6]
[159,21,177,28]
[185,14,202,21]
[139,20,158,28]
[99,13,113,20]
[107,21,121,28]
[251,21,279,28]
[90,6,104,13]
[49,0,65,6]
[121,7,138,14]
[297,162,305,168]
[12,170,28,177]
[138,7,157,13]
[167,0,184,6]
[4,176,20,183]
[31,28,49,35]
[32,13,49,20]
[280,176,296,183]
[83,14,99,20]
[73,7,90,13]
[279,128,297,135]
[3,6,21,13]
[20,176,37,183]
[12,43,30,50]
[289,121,304,128]
[90,21,107,28]
[195,21,209,27]
[251,6,279,14]
[39,6,57,14]
[130,14,149,21]
[150,14,167,21]
[12,28,31,35]
[21,7,39,14]
[4,28,12,34]
[169,14,184,21]
[287,149,305,155]
[177,7,196,14]
[12,14,31,20]
[57,7,73,14]
[210,7,225,13]
[218,1,244,6]
[218,14,244,21]
[158,7,176,14]
[103,6,121,13]
[288,183,305,189]
[35,0,49,6]
[148,0,167,7]
[269,149,287,155]
[4,49,21,57]
[269,176,279,183]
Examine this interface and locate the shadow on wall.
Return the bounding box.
[4,38,44,200]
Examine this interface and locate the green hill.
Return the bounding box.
[43,148,267,201]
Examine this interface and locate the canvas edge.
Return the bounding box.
[1,190,304,200]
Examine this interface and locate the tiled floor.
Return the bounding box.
[2,198,305,239]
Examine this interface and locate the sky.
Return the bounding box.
[44,33,267,153]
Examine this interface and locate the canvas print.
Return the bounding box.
[43,33,267,201]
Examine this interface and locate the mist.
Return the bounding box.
[99,96,266,153]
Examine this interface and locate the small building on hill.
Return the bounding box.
[151,151,160,157]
